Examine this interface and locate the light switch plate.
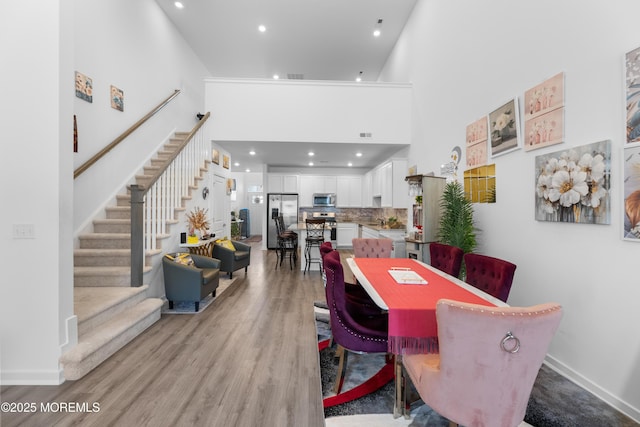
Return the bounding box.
[13,224,35,239]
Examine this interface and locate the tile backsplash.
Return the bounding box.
[299,207,407,226]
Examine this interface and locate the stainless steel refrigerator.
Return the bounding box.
[267,193,299,249]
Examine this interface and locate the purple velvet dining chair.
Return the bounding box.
[323,250,389,394]
[319,242,383,317]
[429,242,464,278]
[403,299,562,427]
[464,252,517,303]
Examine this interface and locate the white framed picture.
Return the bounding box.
[489,98,521,158]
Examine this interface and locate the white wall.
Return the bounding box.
[1,0,210,384]
[73,0,210,234]
[1,0,74,384]
[204,78,412,145]
[380,0,640,419]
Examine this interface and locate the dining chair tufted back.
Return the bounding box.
[352,238,393,258]
[403,299,562,427]
[463,253,517,303]
[429,242,464,278]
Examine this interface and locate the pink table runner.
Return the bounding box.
[354,258,495,354]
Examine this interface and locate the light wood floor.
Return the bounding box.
[1,242,327,427]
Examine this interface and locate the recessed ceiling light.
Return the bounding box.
[356,71,363,82]
[258,25,266,33]
[174,1,184,9]
[356,152,363,157]
[348,162,353,167]
[234,162,240,167]
[273,74,279,80]
[308,162,314,166]
[308,151,314,156]
[373,18,383,37]
[249,150,256,155]
[246,168,251,173]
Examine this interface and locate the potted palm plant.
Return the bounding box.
[437,181,477,258]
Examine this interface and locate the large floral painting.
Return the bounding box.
[535,140,611,224]
[623,145,640,240]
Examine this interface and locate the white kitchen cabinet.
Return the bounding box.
[299,175,315,206]
[362,171,373,207]
[336,223,357,248]
[336,176,363,207]
[380,162,393,207]
[267,174,299,194]
[373,159,408,208]
[299,175,338,207]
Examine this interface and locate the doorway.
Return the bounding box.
[211,174,229,239]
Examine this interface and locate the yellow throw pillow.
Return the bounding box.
[216,239,236,251]
[167,252,194,265]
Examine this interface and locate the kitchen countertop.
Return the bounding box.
[353,221,406,232]
[288,221,406,232]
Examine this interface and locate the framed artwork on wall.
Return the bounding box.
[212,149,220,165]
[75,71,93,103]
[489,98,521,157]
[623,144,640,240]
[535,140,611,224]
[523,72,565,151]
[110,85,124,111]
[466,117,488,167]
[626,46,640,144]
[223,154,230,169]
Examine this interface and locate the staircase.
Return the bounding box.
[61,131,207,380]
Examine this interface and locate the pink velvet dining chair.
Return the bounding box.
[429,242,464,278]
[352,238,393,258]
[403,299,562,427]
[463,252,517,303]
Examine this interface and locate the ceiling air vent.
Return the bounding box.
[287,73,304,80]
[359,132,372,138]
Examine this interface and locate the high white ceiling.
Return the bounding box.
[155,0,417,171]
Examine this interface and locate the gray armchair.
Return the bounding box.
[162,253,220,312]
[212,240,251,278]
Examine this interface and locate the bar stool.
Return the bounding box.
[304,218,326,274]
[275,215,297,270]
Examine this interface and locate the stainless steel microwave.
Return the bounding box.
[313,193,336,207]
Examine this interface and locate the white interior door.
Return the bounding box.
[212,174,228,239]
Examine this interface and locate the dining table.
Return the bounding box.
[346,256,508,419]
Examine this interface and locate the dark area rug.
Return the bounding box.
[316,314,638,426]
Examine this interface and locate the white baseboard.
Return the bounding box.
[544,355,640,423]
[1,368,64,385]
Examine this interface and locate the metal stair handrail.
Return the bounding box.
[130,112,211,286]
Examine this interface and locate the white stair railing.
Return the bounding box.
[130,113,210,286]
